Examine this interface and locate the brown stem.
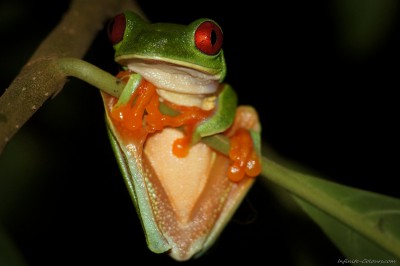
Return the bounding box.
[0,0,143,154]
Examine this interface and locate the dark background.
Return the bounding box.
[1,0,399,265]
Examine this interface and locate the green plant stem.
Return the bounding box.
[259,156,400,259]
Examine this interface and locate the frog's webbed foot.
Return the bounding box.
[225,106,262,182]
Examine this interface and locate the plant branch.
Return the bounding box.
[0,0,142,154]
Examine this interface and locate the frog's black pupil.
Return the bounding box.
[211,30,217,46]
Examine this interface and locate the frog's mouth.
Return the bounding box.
[125,59,221,109]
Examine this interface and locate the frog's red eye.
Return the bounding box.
[194,21,223,55]
[108,13,126,45]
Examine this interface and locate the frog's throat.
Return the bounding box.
[155,90,216,110]
[126,60,219,109]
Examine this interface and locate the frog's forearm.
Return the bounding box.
[193,84,237,143]
[57,58,125,97]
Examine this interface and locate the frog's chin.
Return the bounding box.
[126,60,220,109]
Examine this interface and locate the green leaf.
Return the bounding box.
[293,189,400,263]
[261,157,400,261]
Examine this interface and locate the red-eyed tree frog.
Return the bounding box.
[101,11,261,261]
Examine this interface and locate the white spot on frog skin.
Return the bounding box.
[126,144,136,157]
[15,124,19,129]
[32,76,36,81]
[32,105,37,110]
[22,87,26,92]
[44,92,49,97]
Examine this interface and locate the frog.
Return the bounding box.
[102,11,262,261]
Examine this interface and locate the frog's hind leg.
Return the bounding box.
[225,106,262,182]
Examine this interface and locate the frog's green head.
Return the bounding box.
[107,11,227,98]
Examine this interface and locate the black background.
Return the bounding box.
[1,0,399,265]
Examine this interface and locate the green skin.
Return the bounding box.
[58,11,260,261]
